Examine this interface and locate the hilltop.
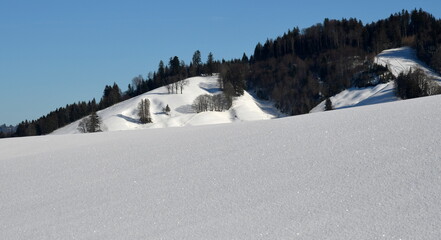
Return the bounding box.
[52,76,283,134]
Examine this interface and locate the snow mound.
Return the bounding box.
[52,76,283,134]
[2,95,441,239]
[311,47,441,113]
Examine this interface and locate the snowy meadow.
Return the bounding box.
[1,94,441,239]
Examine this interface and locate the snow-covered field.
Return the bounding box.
[52,76,283,135]
[311,47,441,113]
[2,94,441,239]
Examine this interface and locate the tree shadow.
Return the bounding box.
[175,104,195,114]
[354,88,397,107]
[199,82,221,93]
[145,92,169,96]
[377,48,414,59]
[117,114,140,124]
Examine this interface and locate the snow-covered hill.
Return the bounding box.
[52,76,283,135]
[311,47,441,113]
[53,47,440,134]
[1,94,441,239]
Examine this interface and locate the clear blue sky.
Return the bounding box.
[1,0,440,125]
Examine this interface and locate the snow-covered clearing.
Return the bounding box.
[1,94,441,239]
[52,76,283,135]
[375,47,441,81]
[311,47,441,113]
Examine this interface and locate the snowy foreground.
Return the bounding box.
[2,95,441,239]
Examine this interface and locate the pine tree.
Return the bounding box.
[241,53,249,63]
[325,98,333,111]
[88,111,102,132]
[206,52,215,75]
[77,111,102,133]
[169,56,181,76]
[191,50,202,76]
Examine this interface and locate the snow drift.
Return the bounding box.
[1,94,441,239]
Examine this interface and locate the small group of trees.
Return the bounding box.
[166,79,188,94]
[395,68,441,99]
[352,63,394,88]
[126,51,220,99]
[77,111,102,133]
[100,83,122,109]
[0,124,16,138]
[192,93,233,113]
[219,60,248,97]
[138,99,152,124]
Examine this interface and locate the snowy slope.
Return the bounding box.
[310,82,397,113]
[1,95,441,239]
[52,76,282,135]
[375,47,441,81]
[311,47,441,113]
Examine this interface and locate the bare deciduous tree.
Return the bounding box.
[179,79,188,94]
[138,99,152,124]
[192,94,232,113]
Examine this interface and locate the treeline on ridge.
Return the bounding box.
[13,52,225,137]
[247,9,441,114]
[8,9,441,137]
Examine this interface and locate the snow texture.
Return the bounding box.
[52,76,283,135]
[1,94,441,239]
[311,47,441,113]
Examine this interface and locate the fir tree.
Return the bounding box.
[191,50,202,76]
[206,52,215,75]
[88,111,102,132]
[77,111,102,133]
[325,98,333,111]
